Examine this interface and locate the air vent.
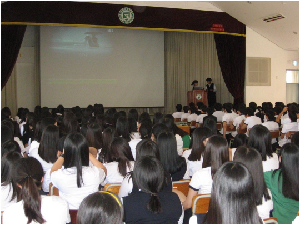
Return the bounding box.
[263,14,285,22]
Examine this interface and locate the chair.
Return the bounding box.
[1,211,3,224]
[69,209,78,224]
[175,118,181,122]
[103,183,122,195]
[197,123,203,128]
[263,217,278,224]
[287,131,297,139]
[182,118,188,123]
[190,121,197,127]
[172,179,191,197]
[192,194,211,215]
[270,130,280,139]
[49,182,59,196]
[216,122,222,130]
[237,127,247,133]
[178,126,190,135]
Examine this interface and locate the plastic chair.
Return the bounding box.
[172,179,191,197]
[103,183,122,195]
[192,194,211,215]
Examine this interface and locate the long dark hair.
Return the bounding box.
[188,127,212,161]
[233,146,271,205]
[60,112,79,136]
[99,127,118,163]
[156,132,186,175]
[109,137,134,177]
[202,135,229,178]
[86,123,103,150]
[132,156,165,214]
[1,151,22,203]
[77,191,123,224]
[63,133,89,188]
[136,140,160,161]
[248,124,272,161]
[38,125,59,163]
[12,157,45,224]
[276,143,299,201]
[205,162,262,224]
[116,116,131,142]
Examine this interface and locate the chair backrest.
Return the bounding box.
[175,118,181,122]
[49,182,59,196]
[263,217,278,224]
[103,183,122,195]
[237,127,247,133]
[178,126,190,135]
[69,209,78,224]
[172,179,191,197]
[182,118,188,123]
[216,122,222,130]
[1,211,3,224]
[191,121,197,127]
[197,123,203,128]
[192,194,211,215]
[270,130,280,139]
[287,131,297,139]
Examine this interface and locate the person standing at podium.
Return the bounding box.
[205,78,217,107]
[191,80,199,90]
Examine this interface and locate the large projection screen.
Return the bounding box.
[40,26,164,108]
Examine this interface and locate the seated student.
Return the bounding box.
[98,127,118,164]
[102,137,134,185]
[230,133,248,160]
[262,109,280,150]
[196,105,208,125]
[157,132,187,181]
[123,156,183,224]
[151,123,169,143]
[152,112,164,125]
[249,101,258,114]
[3,157,70,224]
[248,125,279,172]
[1,151,23,212]
[212,102,224,122]
[50,133,106,210]
[230,105,246,137]
[187,106,198,124]
[264,143,299,224]
[182,127,212,179]
[202,107,217,125]
[278,110,299,147]
[233,147,273,220]
[128,108,139,124]
[77,191,124,224]
[86,123,103,159]
[128,117,140,139]
[240,107,262,136]
[203,118,218,135]
[220,103,235,140]
[199,162,262,224]
[183,135,229,210]
[181,106,191,122]
[116,116,131,142]
[277,103,299,125]
[172,104,184,120]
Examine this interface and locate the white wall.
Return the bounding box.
[246,27,299,106]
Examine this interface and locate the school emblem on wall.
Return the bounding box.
[118,7,134,24]
[196,94,202,100]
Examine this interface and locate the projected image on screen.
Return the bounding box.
[40,26,164,108]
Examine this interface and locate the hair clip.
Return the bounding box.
[99,191,122,207]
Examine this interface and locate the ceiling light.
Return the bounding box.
[263,14,285,23]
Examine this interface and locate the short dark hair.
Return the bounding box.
[288,111,298,122]
[245,107,254,116]
[223,103,232,113]
[176,104,182,112]
[183,106,189,113]
[214,103,222,111]
[265,109,275,121]
[77,191,123,224]
[1,107,11,120]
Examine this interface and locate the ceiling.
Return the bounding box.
[97,1,299,51]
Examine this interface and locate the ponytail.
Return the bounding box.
[22,176,44,224]
[147,193,162,214]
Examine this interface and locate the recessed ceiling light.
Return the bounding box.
[263,14,285,23]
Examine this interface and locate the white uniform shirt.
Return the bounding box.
[278,122,299,147]
[187,113,198,122]
[102,161,134,186]
[3,195,70,224]
[196,114,206,123]
[220,113,235,134]
[212,111,224,122]
[262,121,279,144]
[182,149,203,178]
[244,116,262,135]
[172,112,184,119]
[262,153,279,172]
[129,138,142,160]
[1,183,17,211]
[118,175,133,199]
[231,115,246,137]
[189,167,212,194]
[51,166,106,209]
[28,141,39,155]
[181,113,191,121]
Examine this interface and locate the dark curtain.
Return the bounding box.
[214,33,246,105]
[1,25,27,90]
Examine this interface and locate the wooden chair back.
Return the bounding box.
[103,183,122,195]
[182,118,188,123]
[263,217,278,224]
[192,194,211,215]
[178,126,190,135]
[49,182,59,196]
[175,118,181,122]
[69,209,78,224]
[270,130,280,139]
[216,122,222,130]
[172,179,191,197]
[237,127,247,133]
[190,121,197,127]
[1,211,3,224]
[197,123,203,128]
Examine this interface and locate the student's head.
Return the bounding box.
[128,117,137,133]
[265,109,275,121]
[176,104,182,112]
[191,80,198,86]
[153,112,164,125]
[200,105,208,113]
[188,127,212,162]
[139,112,150,123]
[139,120,153,139]
[203,118,218,135]
[63,133,89,188]
[206,107,214,116]
[248,124,272,161]
[232,133,248,148]
[132,156,165,214]
[1,107,11,120]
[205,161,261,224]
[1,140,21,157]
[202,135,229,177]
[233,147,270,205]
[190,106,197,114]
[280,143,299,201]
[38,124,59,164]
[1,151,22,203]
[273,106,282,116]
[1,125,13,145]
[214,103,222,111]
[61,111,79,135]
[128,108,138,122]
[34,117,56,142]
[288,110,298,122]
[116,116,130,142]
[12,157,45,224]
[196,102,204,110]
[151,123,168,142]
[77,191,123,224]
[86,123,103,150]
[109,137,134,177]
[100,127,118,163]
[244,107,254,117]
[162,116,175,134]
[206,78,212,84]
[291,131,299,146]
[222,103,232,113]
[249,102,257,112]
[136,140,160,161]
[183,106,189,113]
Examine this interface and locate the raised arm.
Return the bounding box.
[89,153,107,175]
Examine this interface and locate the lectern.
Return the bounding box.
[187,90,208,106]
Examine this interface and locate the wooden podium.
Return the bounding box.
[187,90,208,106]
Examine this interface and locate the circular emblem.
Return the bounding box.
[196,94,202,100]
[118,7,134,24]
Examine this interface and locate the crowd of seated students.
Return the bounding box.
[1,101,299,224]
